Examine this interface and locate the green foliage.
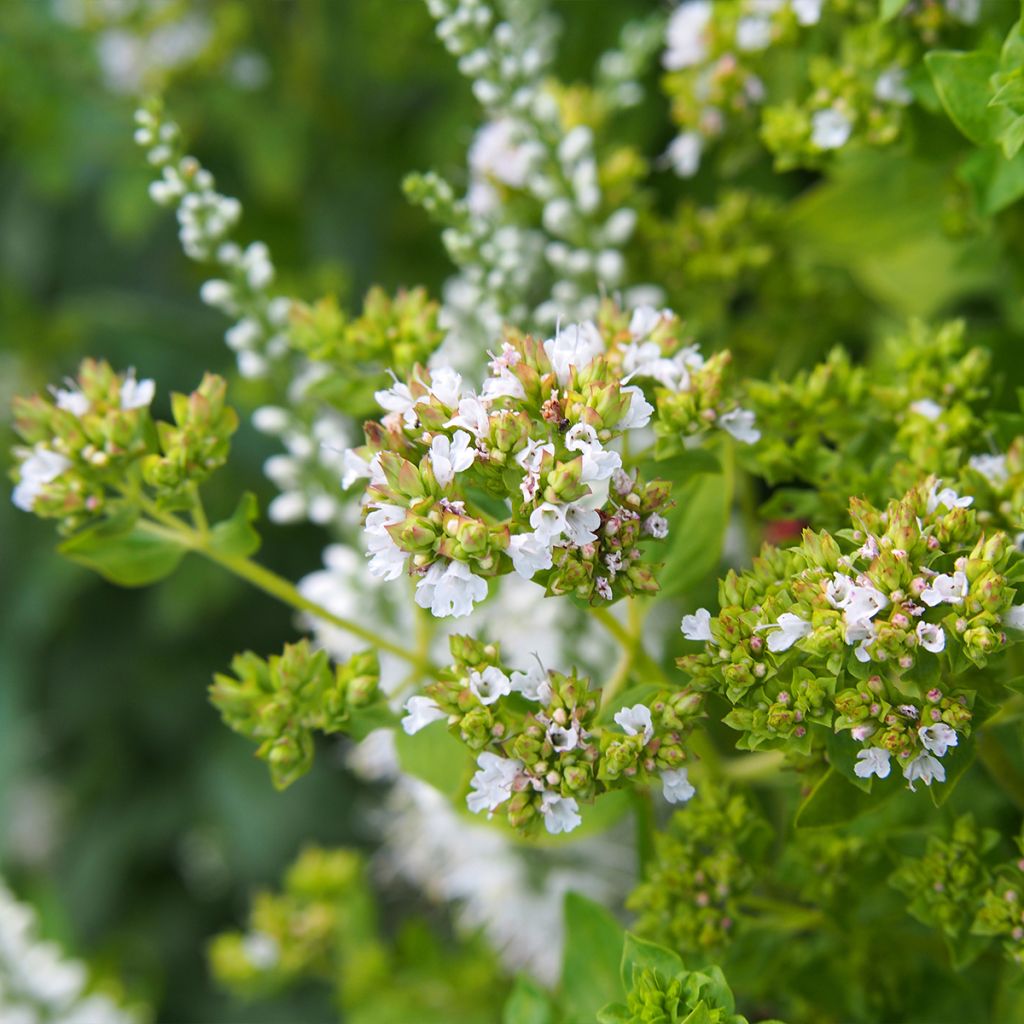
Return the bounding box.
[210,642,389,790]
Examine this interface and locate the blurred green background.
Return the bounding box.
[0,2,657,1020]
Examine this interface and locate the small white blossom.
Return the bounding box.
[12,446,72,512]
[757,612,812,652]
[661,767,696,804]
[543,321,605,387]
[665,131,703,178]
[926,482,973,515]
[429,430,476,487]
[241,932,280,970]
[365,504,408,581]
[854,746,891,780]
[507,531,555,579]
[614,704,654,743]
[53,385,90,416]
[549,724,580,752]
[540,792,582,834]
[811,107,853,150]
[921,571,968,607]
[469,666,512,706]
[563,502,601,545]
[446,396,491,439]
[375,379,418,424]
[915,621,946,653]
[903,752,946,792]
[874,66,913,105]
[415,559,489,618]
[425,366,465,410]
[566,424,622,484]
[909,398,943,421]
[467,752,522,814]
[736,15,773,51]
[530,502,567,541]
[401,696,447,736]
[681,608,713,641]
[718,408,761,445]
[1003,605,1024,631]
[791,0,824,25]
[663,1,712,70]
[628,306,669,341]
[919,723,958,758]
[618,385,654,430]
[119,370,156,410]
[510,663,552,702]
[968,453,1009,487]
[643,513,669,539]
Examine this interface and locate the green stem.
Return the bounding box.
[720,750,787,784]
[591,604,675,690]
[136,514,420,666]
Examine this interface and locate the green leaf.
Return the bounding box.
[925,51,1004,146]
[620,933,685,992]
[659,467,732,599]
[208,492,261,558]
[503,976,554,1024]
[879,0,911,20]
[59,515,187,587]
[680,1002,712,1024]
[560,893,625,1023]
[795,767,878,828]
[959,146,1024,215]
[347,703,398,740]
[394,724,472,798]
[930,735,976,808]
[595,1004,630,1024]
[1002,115,1024,160]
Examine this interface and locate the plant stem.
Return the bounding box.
[591,604,674,690]
[136,513,420,666]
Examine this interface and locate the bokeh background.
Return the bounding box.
[0,2,657,1020]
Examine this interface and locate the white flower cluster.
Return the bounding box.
[0,880,137,1024]
[854,722,959,792]
[353,318,657,619]
[417,0,662,356]
[135,107,293,381]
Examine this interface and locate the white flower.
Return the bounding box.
[843,583,889,625]
[736,15,772,51]
[510,663,552,703]
[618,385,654,430]
[845,617,877,663]
[446,396,491,439]
[661,767,696,804]
[241,931,280,970]
[53,385,90,416]
[415,559,489,618]
[549,724,580,752]
[469,666,512,706]
[628,306,669,340]
[119,370,156,410]
[543,321,605,387]
[364,504,408,581]
[909,398,942,421]
[921,571,968,607]
[563,502,601,545]
[375,378,417,423]
[663,129,704,177]
[719,408,761,445]
[851,723,876,742]
[826,572,855,608]
[664,1,712,70]
[540,792,582,834]
[968,453,1009,487]
[341,449,373,490]
[791,0,824,25]
[482,369,526,400]
[429,430,475,487]
[681,608,714,641]
[614,704,654,743]
[12,446,72,512]
[1003,605,1024,631]
[566,423,622,483]
[757,612,812,652]
[425,366,465,410]
[903,752,946,792]
[926,482,973,515]
[854,746,891,780]
[919,723,958,758]
[530,502,567,541]
[945,0,981,25]
[507,531,555,579]
[811,107,852,150]
[915,621,946,653]
[874,67,912,105]
[467,752,522,814]
[401,696,447,735]
[469,118,533,189]
[643,513,669,539]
